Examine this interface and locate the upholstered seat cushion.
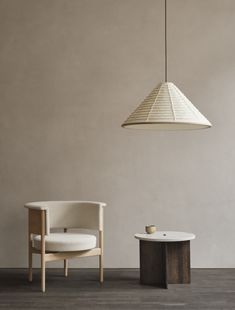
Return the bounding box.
[33,233,96,252]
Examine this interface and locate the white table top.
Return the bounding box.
[135,231,196,242]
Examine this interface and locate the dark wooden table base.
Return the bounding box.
[140,240,190,288]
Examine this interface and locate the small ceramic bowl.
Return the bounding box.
[145,225,157,234]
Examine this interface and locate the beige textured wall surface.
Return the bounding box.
[0,0,234,268]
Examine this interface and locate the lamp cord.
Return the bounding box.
[165,0,167,82]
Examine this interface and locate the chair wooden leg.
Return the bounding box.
[41,253,45,292]
[99,230,104,283]
[41,211,46,292]
[28,248,33,282]
[99,254,103,283]
[63,228,68,277]
[64,259,68,277]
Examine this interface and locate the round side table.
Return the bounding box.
[135,231,196,288]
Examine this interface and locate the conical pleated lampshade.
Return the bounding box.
[122,82,212,130]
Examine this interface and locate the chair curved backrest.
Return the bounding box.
[25,201,106,235]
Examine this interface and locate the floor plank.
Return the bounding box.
[0,269,235,309]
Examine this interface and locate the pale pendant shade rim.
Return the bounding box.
[122,121,212,130]
[122,82,212,130]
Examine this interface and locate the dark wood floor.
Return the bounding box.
[0,269,235,309]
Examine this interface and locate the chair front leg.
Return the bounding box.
[99,230,104,283]
[28,239,33,282]
[41,211,46,292]
[27,207,47,292]
[99,255,103,283]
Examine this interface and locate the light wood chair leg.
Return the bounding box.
[64,259,68,277]
[29,248,33,282]
[41,254,45,292]
[63,228,68,277]
[99,230,104,283]
[99,254,103,283]
[41,211,46,292]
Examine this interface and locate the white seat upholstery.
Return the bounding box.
[33,233,96,252]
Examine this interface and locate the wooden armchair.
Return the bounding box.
[25,201,106,292]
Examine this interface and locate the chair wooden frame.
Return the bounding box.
[26,202,105,292]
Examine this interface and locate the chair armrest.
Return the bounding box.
[27,208,46,235]
[98,202,106,208]
[25,203,49,235]
[99,204,104,231]
[24,203,48,211]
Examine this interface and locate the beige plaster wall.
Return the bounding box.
[0,0,234,267]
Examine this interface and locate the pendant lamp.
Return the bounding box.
[122,0,212,130]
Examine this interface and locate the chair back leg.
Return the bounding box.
[64,259,68,277]
[64,228,69,277]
